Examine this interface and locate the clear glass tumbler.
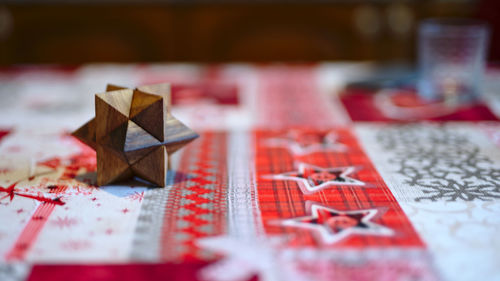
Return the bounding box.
[418,19,490,103]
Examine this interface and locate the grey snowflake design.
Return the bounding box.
[376,124,500,202]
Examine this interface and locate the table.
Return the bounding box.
[0,64,499,281]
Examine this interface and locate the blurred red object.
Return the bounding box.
[171,83,239,106]
[340,88,499,121]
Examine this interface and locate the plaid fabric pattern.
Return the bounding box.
[257,67,344,129]
[255,128,424,248]
[298,208,368,231]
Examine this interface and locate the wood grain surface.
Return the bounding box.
[72,83,198,187]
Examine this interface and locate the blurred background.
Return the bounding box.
[0,0,498,65]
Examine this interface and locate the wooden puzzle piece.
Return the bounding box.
[72,83,198,187]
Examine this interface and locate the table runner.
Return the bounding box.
[0,64,499,281]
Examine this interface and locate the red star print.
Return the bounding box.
[127,191,145,202]
[266,163,365,194]
[281,203,394,244]
[0,183,65,205]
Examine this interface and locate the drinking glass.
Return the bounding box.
[418,19,490,103]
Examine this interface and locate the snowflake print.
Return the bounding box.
[376,124,500,201]
[127,191,145,202]
[51,216,78,229]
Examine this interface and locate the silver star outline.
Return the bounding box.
[263,131,347,156]
[281,203,394,244]
[264,163,366,194]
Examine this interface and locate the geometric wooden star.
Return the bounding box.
[72,83,199,187]
[281,202,394,244]
[265,162,366,194]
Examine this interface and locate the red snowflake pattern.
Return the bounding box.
[60,240,91,251]
[51,216,78,229]
[127,191,145,202]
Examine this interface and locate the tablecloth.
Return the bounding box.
[0,63,499,281]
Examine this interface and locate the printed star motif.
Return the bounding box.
[197,236,308,281]
[263,130,347,156]
[72,83,199,187]
[0,182,65,205]
[281,203,394,244]
[266,163,365,194]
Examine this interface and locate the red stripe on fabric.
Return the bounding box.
[5,185,67,260]
[27,262,231,281]
[5,203,56,260]
[254,128,425,248]
[160,132,228,261]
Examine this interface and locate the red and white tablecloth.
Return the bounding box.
[0,64,499,281]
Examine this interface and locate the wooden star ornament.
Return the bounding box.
[72,83,199,187]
